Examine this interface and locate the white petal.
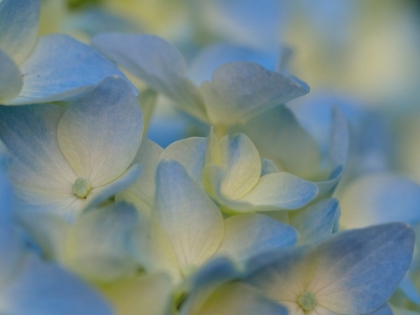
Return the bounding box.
[219,133,261,200]
[161,137,207,184]
[0,50,22,104]
[155,160,224,269]
[0,0,39,64]
[200,61,309,125]
[8,34,136,105]
[57,76,143,187]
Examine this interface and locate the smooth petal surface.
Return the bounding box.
[340,173,420,229]
[246,223,414,315]
[161,137,206,184]
[8,34,136,105]
[0,255,113,315]
[92,33,207,121]
[290,198,340,244]
[63,202,140,282]
[196,282,288,315]
[219,133,261,200]
[57,76,143,187]
[240,172,318,210]
[200,61,309,125]
[155,160,224,269]
[0,50,22,104]
[102,273,173,315]
[217,214,298,261]
[0,0,39,64]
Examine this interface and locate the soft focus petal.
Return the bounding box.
[219,133,261,200]
[290,198,340,244]
[340,173,420,229]
[57,76,143,187]
[239,172,318,210]
[161,137,206,184]
[101,273,173,315]
[64,202,140,282]
[0,255,112,315]
[92,33,207,121]
[0,50,22,104]
[217,214,298,261]
[200,62,309,125]
[196,282,288,315]
[155,160,224,269]
[0,0,39,64]
[8,35,136,105]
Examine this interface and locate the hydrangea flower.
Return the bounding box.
[245,223,414,315]
[0,0,135,105]
[0,76,143,221]
[91,34,309,127]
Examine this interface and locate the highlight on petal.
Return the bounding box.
[0,50,22,104]
[0,255,113,315]
[155,159,224,270]
[200,61,309,125]
[219,133,261,200]
[217,214,298,261]
[8,34,136,105]
[57,76,143,188]
[340,173,420,229]
[0,0,40,64]
[92,33,207,121]
[246,223,414,315]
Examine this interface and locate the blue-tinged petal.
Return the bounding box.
[340,173,420,229]
[290,198,340,244]
[63,202,140,282]
[7,34,136,105]
[247,223,414,315]
[195,282,288,315]
[189,43,278,85]
[261,159,279,176]
[216,214,297,262]
[0,255,113,315]
[84,164,141,212]
[102,273,173,315]
[200,62,309,125]
[239,172,318,210]
[92,33,207,121]
[0,104,75,190]
[155,160,224,270]
[57,76,143,188]
[399,274,420,305]
[219,133,261,200]
[0,0,39,64]
[160,137,206,184]
[0,50,22,104]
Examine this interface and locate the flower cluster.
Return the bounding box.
[0,0,419,315]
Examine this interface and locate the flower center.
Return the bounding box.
[72,178,91,198]
[297,291,317,311]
